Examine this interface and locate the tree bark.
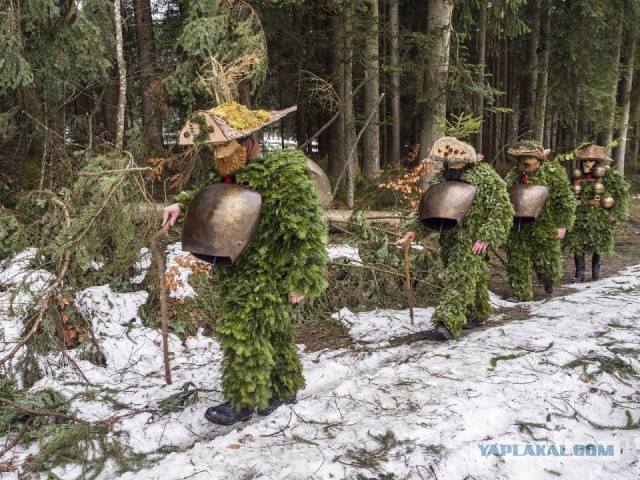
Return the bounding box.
[329,2,347,184]
[603,21,623,150]
[388,0,401,164]
[344,2,356,208]
[613,40,635,176]
[474,0,487,154]
[534,0,551,144]
[133,0,163,150]
[419,0,454,185]
[114,0,127,151]
[362,0,380,180]
[521,0,541,139]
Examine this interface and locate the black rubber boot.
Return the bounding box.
[434,323,453,341]
[544,284,553,295]
[592,252,602,281]
[571,255,585,283]
[258,395,297,417]
[204,402,253,426]
[463,320,486,330]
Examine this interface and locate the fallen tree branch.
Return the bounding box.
[0,397,88,424]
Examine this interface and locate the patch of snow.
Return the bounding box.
[130,247,151,284]
[327,244,363,264]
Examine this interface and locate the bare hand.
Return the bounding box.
[162,203,181,227]
[396,231,416,246]
[609,215,617,222]
[556,228,566,239]
[288,293,305,304]
[472,240,488,255]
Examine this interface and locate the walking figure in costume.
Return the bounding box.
[564,143,629,282]
[162,102,328,425]
[504,141,576,301]
[406,137,513,340]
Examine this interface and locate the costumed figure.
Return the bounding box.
[162,102,328,425]
[563,144,629,282]
[407,137,513,340]
[504,142,576,301]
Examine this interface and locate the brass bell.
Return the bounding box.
[593,166,606,178]
[593,183,605,196]
[572,184,582,195]
[601,197,615,209]
[419,181,477,231]
[508,184,549,225]
[572,169,583,179]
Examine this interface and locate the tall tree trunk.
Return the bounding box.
[534,0,551,144]
[388,0,401,164]
[603,21,623,149]
[474,0,487,153]
[521,0,541,139]
[329,3,346,183]
[344,1,356,208]
[419,0,454,184]
[614,40,635,176]
[362,0,380,180]
[114,0,127,151]
[133,0,163,150]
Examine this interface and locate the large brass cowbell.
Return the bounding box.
[182,184,262,266]
[508,184,548,227]
[419,181,477,232]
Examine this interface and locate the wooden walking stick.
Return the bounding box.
[151,222,173,385]
[396,235,415,325]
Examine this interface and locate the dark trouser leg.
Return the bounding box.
[592,252,602,281]
[571,254,585,283]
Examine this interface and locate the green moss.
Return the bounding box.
[564,167,630,255]
[505,160,577,300]
[210,101,270,130]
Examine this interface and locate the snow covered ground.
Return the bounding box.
[1,246,639,479]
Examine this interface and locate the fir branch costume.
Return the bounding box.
[411,138,513,338]
[214,149,328,410]
[504,158,576,301]
[563,144,629,282]
[564,167,629,255]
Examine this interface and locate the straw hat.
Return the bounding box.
[429,137,477,165]
[507,141,550,161]
[573,143,613,165]
[178,102,297,147]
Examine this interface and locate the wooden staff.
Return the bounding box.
[396,236,415,325]
[151,222,172,385]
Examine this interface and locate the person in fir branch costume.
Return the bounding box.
[504,141,576,300]
[405,137,513,341]
[564,143,629,282]
[162,102,328,426]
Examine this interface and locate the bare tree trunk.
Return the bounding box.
[133,0,163,150]
[114,0,127,151]
[614,40,635,176]
[534,0,551,144]
[603,21,623,149]
[521,0,541,139]
[474,0,487,153]
[344,2,356,208]
[388,0,401,164]
[362,0,380,180]
[419,0,454,185]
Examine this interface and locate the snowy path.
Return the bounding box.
[1,251,639,479]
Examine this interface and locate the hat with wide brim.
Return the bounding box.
[178,104,297,146]
[574,144,613,165]
[428,136,477,165]
[507,144,551,160]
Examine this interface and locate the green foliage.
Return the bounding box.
[158,382,203,413]
[564,167,630,255]
[0,207,26,258]
[505,160,577,300]
[0,381,68,434]
[335,429,414,474]
[434,112,483,141]
[415,164,513,337]
[202,149,329,409]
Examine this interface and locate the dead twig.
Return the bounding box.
[151,222,173,385]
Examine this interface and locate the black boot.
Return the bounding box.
[571,255,585,283]
[434,323,453,341]
[544,284,553,295]
[258,395,297,417]
[592,253,602,281]
[463,319,486,330]
[204,402,253,426]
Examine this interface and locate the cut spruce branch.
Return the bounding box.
[150,222,173,385]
